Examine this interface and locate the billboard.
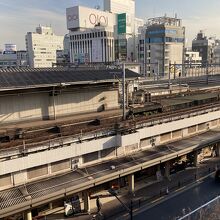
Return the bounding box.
[5,44,17,52]
[74,53,89,64]
[66,6,80,30]
[66,6,116,30]
[118,13,126,34]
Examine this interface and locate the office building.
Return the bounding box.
[26,26,64,68]
[67,0,144,64]
[0,44,17,68]
[143,16,185,77]
[17,50,28,67]
[192,31,215,65]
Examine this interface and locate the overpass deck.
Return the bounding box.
[1,128,220,217]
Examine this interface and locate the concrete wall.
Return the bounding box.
[1,110,220,190]
[0,88,119,124]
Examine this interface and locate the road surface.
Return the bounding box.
[134,176,220,220]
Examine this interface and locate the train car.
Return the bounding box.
[161,92,220,112]
[127,102,163,119]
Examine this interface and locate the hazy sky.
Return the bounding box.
[0,0,220,49]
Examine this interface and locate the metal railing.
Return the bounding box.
[178,195,220,220]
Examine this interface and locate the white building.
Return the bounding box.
[0,44,17,68]
[67,0,144,64]
[0,44,29,68]
[26,26,64,68]
[185,51,202,66]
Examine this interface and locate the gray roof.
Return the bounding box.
[0,68,139,91]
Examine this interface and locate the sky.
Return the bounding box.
[1,0,220,50]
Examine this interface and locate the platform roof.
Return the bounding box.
[1,128,220,217]
[0,68,139,92]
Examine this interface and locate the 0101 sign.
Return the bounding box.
[89,13,108,26]
[67,14,79,21]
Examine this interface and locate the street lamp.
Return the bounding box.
[108,188,133,220]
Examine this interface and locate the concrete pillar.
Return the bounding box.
[194,151,198,167]
[128,174,135,194]
[49,202,53,210]
[26,210,32,220]
[156,164,162,181]
[215,143,220,157]
[165,161,170,179]
[83,191,90,213]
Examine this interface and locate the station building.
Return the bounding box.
[1,69,220,219]
[0,68,138,124]
[67,0,144,64]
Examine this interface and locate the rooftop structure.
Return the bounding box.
[0,68,138,91]
[147,15,182,27]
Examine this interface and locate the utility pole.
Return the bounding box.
[157,61,160,81]
[122,63,126,120]
[130,200,133,220]
[108,189,133,220]
[168,61,171,90]
[206,61,209,85]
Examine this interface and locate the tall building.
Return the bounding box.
[26,26,64,68]
[192,31,215,65]
[0,44,17,68]
[0,44,29,68]
[142,16,185,77]
[67,0,144,64]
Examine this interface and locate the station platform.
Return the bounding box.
[1,128,220,217]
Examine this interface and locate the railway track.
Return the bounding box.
[1,100,220,152]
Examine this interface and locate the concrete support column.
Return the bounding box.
[194,151,198,167]
[128,174,135,194]
[49,202,53,210]
[83,191,91,213]
[165,161,170,179]
[215,143,220,157]
[26,210,32,220]
[156,164,162,181]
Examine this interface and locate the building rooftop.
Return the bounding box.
[0,68,139,91]
[147,15,182,27]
